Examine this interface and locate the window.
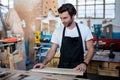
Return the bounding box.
[0,0,14,17]
[0,0,14,9]
[65,0,115,19]
[0,0,8,13]
[0,0,14,29]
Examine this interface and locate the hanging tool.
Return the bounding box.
[109,43,115,58]
[34,31,41,63]
[0,37,22,43]
[34,31,41,44]
[94,24,102,52]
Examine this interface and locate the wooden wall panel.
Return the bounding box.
[42,0,59,16]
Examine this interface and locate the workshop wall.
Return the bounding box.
[13,0,120,64]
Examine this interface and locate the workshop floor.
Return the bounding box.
[26,64,120,80]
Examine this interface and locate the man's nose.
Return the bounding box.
[61,19,65,23]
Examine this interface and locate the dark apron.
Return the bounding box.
[58,23,87,78]
[58,23,84,68]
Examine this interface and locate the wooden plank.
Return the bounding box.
[31,67,83,76]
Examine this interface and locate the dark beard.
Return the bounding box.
[66,20,73,27]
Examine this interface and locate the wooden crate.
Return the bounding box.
[90,61,108,68]
[98,68,119,77]
[109,63,120,69]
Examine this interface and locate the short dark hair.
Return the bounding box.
[58,3,77,17]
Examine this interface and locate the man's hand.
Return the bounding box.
[73,63,87,73]
[33,63,45,69]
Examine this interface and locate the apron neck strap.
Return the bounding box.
[62,22,81,38]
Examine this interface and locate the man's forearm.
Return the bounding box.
[42,49,56,65]
[84,40,94,64]
[84,49,94,64]
[42,56,52,65]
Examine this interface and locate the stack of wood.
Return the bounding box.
[0,44,23,70]
[0,68,86,80]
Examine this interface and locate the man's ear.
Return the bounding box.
[72,15,75,19]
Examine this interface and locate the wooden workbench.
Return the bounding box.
[0,68,89,80]
[87,52,120,77]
